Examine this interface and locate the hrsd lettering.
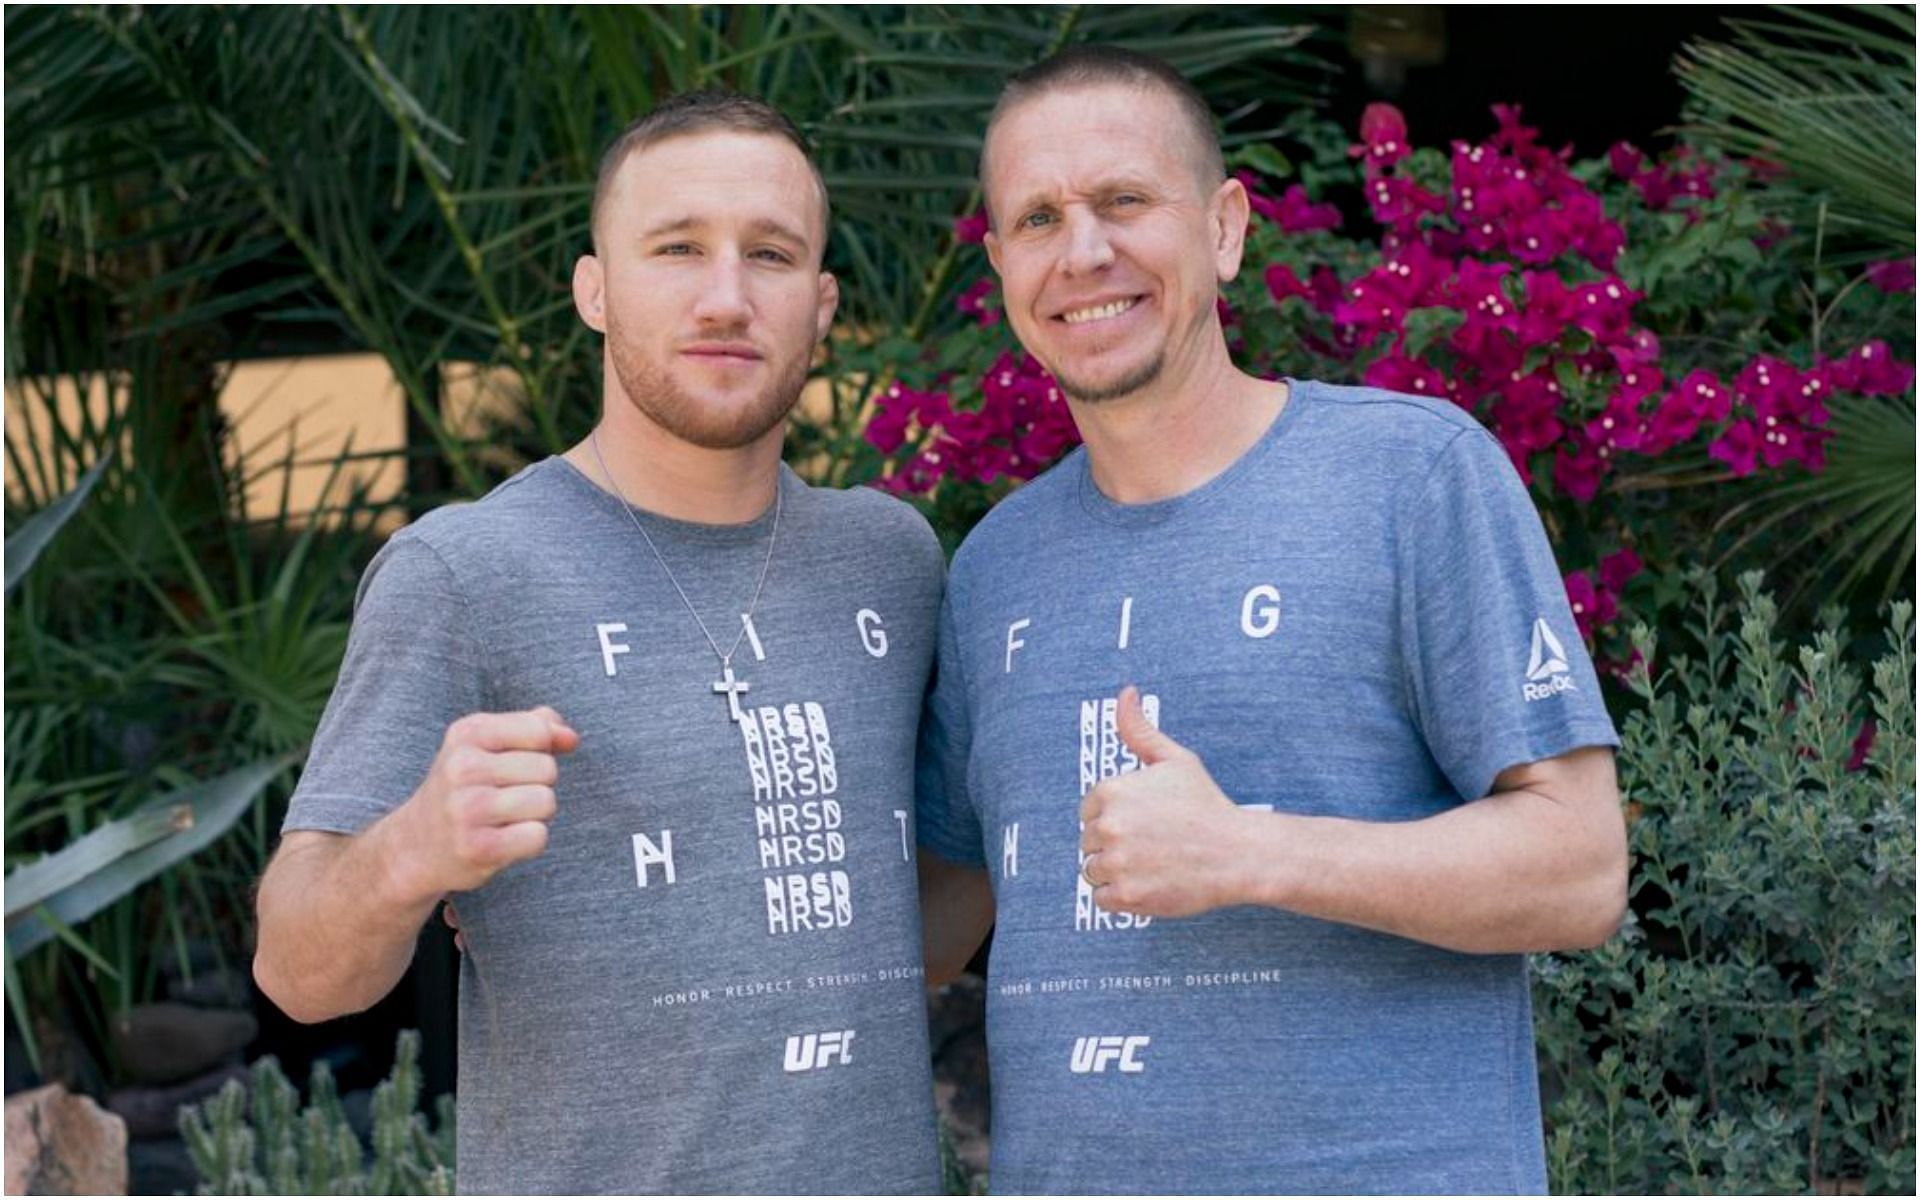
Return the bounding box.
[783,1029,856,1072]
[1069,1034,1150,1074]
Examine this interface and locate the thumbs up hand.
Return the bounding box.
[1077,686,1253,918]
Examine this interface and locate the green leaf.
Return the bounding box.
[3,450,111,595]
[1227,142,1293,180]
[5,752,298,959]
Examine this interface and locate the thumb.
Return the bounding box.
[532,705,581,754]
[1116,685,1185,765]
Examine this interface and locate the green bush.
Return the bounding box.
[1533,572,1915,1194]
[181,1031,454,1196]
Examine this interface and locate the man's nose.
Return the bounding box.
[1060,209,1116,277]
[691,255,752,325]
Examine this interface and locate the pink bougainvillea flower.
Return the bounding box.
[1515,270,1575,348]
[1333,271,1410,341]
[956,277,1000,326]
[1562,569,1618,640]
[1608,141,1646,180]
[1363,174,1446,236]
[1570,277,1638,339]
[1599,547,1644,593]
[1308,265,1346,317]
[953,208,989,245]
[1553,433,1608,503]
[1363,353,1449,399]
[1265,262,1312,305]
[1864,257,1915,294]
[1825,340,1917,396]
[1709,419,1760,476]
[1351,102,1411,171]
[1274,184,1343,234]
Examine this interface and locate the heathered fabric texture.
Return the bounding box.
[917,379,1620,1194]
[285,458,944,1195]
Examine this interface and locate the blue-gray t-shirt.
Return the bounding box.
[917,379,1619,1194]
[285,459,945,1195]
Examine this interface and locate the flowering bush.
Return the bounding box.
[848,101,1914,666]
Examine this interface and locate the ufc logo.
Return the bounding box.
[1069,1035,1150,1074]
[783,1030,856,1073]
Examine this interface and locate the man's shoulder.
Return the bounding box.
[796,478,945,577]
[394,458,576,561]
[946,449,1085,583]
[1295,377,1492,457]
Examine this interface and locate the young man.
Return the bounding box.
[254,92,944,1194]
[916,48,1628,1193]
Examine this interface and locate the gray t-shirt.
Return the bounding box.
[917,379,1620,1194]
[286,458,945,1195]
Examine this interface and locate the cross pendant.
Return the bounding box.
[713,660,750,723]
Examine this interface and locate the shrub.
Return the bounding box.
[1532,573,1915,1194]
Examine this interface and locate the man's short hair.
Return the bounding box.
[981,45,1224,209]
[589,88,830,255]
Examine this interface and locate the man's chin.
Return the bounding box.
[1049,355,1165,406]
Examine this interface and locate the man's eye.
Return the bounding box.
[658,243,696,256]
[751,248,794,264]
[1019,211,1054,230]
[1112,194,1144,208]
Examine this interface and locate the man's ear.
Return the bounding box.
[1210,175,1251,284]
[984,229,1003,276]
[573,254,607,333]
[815,270,840,342]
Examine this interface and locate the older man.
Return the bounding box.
[255,91,944,1194]
[917,47,1627,1194]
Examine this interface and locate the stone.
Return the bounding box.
[107,1063,248,1138]
[126,1135,199,1198]
[165,966,251,1010]
[110,1003,256,1085]
[4,1084,129,1195]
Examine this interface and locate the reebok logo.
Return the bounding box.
[1522,617,1576,702]
[1069,1035,1150,1074]
[783,1029,855,1072]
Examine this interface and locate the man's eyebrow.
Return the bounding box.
[743,216,811,246]
[1006,178,1161,214]
[635,215,811,246]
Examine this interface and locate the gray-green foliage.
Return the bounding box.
[182,1031,455,1196]
[1534,572,1915,1194]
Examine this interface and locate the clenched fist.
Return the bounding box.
[391,706,579,897]
[1078,686,1254,918]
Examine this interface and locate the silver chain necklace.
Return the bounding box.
[589,430,781,722]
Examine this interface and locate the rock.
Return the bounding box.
[166,966,251,1010]
[107,1063,248,1138]
[5,1084,129,1195]
[127,1135,199,1198]
[110,1004,256,1085]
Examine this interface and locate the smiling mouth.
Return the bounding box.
[1059,297,1140,325]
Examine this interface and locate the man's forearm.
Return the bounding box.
[1229,776,1626,954]
[918,851,995,988]
[253,814,442,1023]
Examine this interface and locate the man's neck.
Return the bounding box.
[1070,348,1289,506]
[564,400,784,525]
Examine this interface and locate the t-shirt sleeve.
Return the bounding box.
[914,586,986,867]
[282,533,486,836]
[1397,427,1620,804]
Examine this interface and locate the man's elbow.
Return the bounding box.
[252,949,344,1025]
[1555,836,1630,951]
